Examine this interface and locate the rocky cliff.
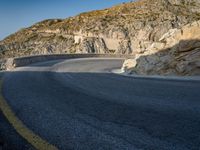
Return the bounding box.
[122,20,200,75]
[0,0,200,74]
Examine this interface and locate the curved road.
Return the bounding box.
[2,58,200,150]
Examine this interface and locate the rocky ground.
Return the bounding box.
[0,0,200,75]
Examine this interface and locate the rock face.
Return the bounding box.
[123,20,200,75]
[0,0,200,59]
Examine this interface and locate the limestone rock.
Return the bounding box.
[121,59,137,73]
[4,58,15,71]
[123,19,200,76]
[1,0,200,59]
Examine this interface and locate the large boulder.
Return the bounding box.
[121,59,137,73]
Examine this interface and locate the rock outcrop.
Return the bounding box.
[123,20,200,75]
[1,0,200,59]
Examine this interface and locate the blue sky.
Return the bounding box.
[0,0,131,40]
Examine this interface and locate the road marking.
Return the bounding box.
[0,80,58,150]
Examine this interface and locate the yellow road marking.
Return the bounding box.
[0,80,58,150]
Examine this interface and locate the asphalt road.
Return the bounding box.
[2,58,200,150]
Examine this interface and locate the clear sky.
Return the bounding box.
[0,0,131,40]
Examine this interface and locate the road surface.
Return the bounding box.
[2,58,200,150]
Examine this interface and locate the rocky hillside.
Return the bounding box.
[122,20,200,75]
[0,0,200,59]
